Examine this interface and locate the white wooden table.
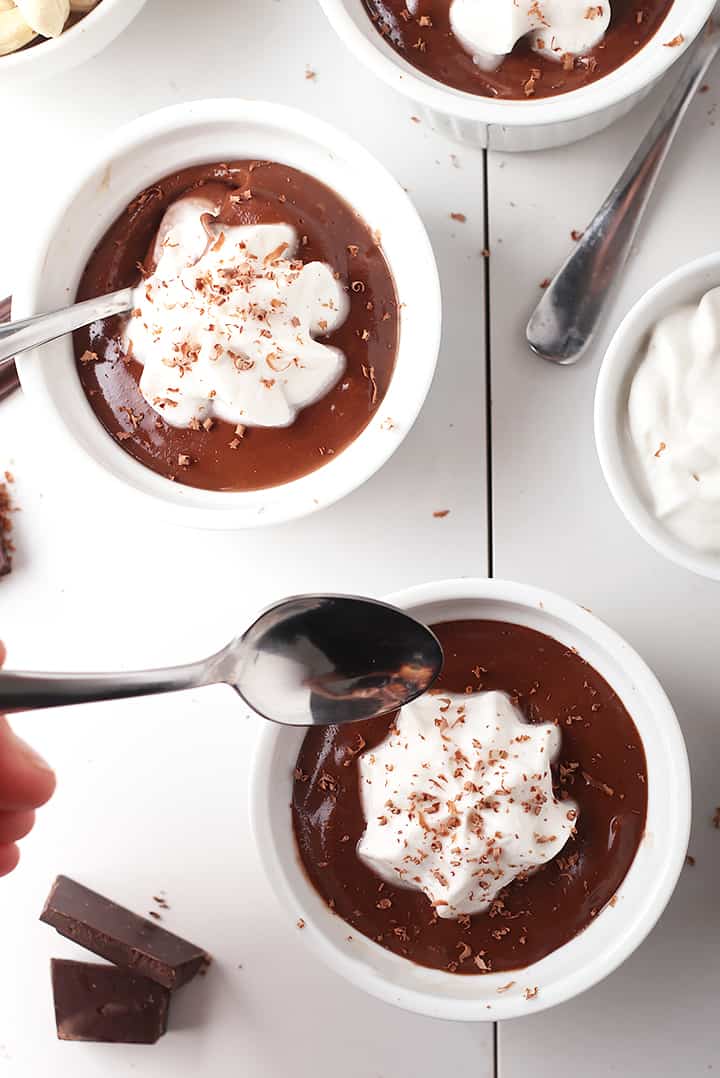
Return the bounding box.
[0,1,717,1074]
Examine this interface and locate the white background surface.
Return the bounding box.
[0,0,717,1074]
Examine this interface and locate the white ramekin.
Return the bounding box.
[316,0,715,151]
[0,0,147,89]
[251,577,690,1021]
[13,99,441,529]
[595,251,720,581]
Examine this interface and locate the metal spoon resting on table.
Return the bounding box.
[0,595,444,726]
[526,15,720,366]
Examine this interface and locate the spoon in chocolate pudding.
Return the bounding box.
[0,595,443,726]
[0,287,133,371]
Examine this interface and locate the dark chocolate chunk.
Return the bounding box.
[41,876,209,990]
[51,959,169,1044]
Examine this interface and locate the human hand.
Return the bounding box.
[0,643,56,876]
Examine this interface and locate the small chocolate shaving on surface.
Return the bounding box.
[361,363,379,406]
[713,806,720,829]
[433,509,450,518]
[523,986,539,1000]
[450,212,466,223]
[296,918,305,929]
[685,854,696,866]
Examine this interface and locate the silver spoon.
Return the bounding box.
[0,287,133,370]
[526,18,720,366]
[0,595,443,725]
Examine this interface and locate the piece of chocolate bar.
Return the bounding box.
[41,876,209,990]
[51,959,169,1044]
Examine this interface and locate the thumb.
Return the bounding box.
[0,717,56,811]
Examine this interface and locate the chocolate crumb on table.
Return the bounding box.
[713,806,720,829]
[0,478,15,578]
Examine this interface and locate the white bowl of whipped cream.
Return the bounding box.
[316,0,714,151]
[596,251,720,580]
[0,0,147,87]
[12,98,441,528]
[251,577,690,1021]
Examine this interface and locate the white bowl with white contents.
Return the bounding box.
[0,0,147,88]
[251,577,690,1021]
[13,98,441,529]
[596,252,720,580]
[316,0,714,151]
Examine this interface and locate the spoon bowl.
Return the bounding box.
[0,594,443,726]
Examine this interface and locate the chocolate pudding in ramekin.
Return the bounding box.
[74,161,399,493]
[14,100,440,528]
[252,579,690,1020]
[317,0,713,150]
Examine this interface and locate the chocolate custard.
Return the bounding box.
[362,1,675,99]
[74,162,398,491]
[293,620,648,974]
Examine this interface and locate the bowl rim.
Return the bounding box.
[0,0,147,74]
[13,97,442,530]
[250,576,691,1022]
[595,250,720,581]
[315,0,715,126]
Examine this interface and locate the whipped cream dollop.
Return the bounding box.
[125,197,349,429]
[440,0,611,70]
[357,690,577,918]
[628,286,720,553]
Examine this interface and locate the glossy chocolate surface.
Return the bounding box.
[74,162,398,491]
[362,1,675,99]
[293,619,648,974]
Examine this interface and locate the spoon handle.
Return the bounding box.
[0,660,217,713]
[0,296,19,401]
[0,287,134,368]
[526,30,720,366]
